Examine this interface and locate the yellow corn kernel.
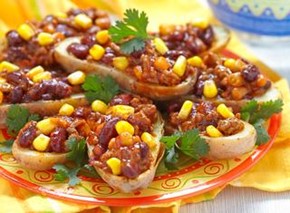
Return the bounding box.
[33,134,50,152]
[115,120,134,135]
[36,118,56,135]
[113,57,129,71]
[96,30,110,44]
[59,103,75,116]
[17,24,34,40]
[173,55,187,77]
[203,80,218,98]
[106,157,121,175]
[153,37,168,55]
[187,56,203,67]
[120,132,134,146]
[0,77,6,83]
[0,91,3,104]
[67,71,86,85]
[141,132,156,149]
[133,66,142,80]
[26,66,44,79]
[89,44,105,60]
[32,71,52,83]
[37,32,54,46]
[178,100,193,120]
[91,100,108,114]
[206,125,223,138]
[224,58,236,71]
[217,104,234,119]
[55,12,67,19]
[106,105,134,119]
[0,61,19,72]
[74,14,92,29]
[192,18,209,29]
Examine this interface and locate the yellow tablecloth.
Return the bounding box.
[0,0,289,212]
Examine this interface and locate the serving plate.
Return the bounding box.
[0,113,281,206]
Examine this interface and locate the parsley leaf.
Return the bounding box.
[53,164,81,186]
[253,119,271,145]
[161,129,209,170]
[6,105,41,136]
[82,75,119,104]
[108,9,149,54]
[0,139,14,153]
[179,129,209,160]
[241,99,283,145]
[241,99,283,124]
[67,137,87,167]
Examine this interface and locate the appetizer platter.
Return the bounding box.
[0,8,283,206]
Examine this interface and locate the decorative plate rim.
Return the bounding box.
[0,113,281,206]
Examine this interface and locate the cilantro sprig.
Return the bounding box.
[53,138,98,186]
[6,105,41,136]
[0,139,14,153]
[82,75,119,103]
[241,99,283,145]
[108,9,149,54]
[161,129,209,170]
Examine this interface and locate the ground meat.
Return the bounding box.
[217,117,244,136]
[127,112,152,135]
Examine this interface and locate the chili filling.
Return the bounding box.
[16,116,88,153]
[2,8,111,68]
[67,23,215,86]
[85,94,158,179]
[194,53,272,100]
[168,101,244,136]
[0,67,80,104]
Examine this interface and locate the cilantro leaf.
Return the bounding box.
[179,129,209,160]
[67,137,87,167]
[241,99,283,124]
[6,105,41,136]
[108,9,149,54]
[160,132,181,149]
[53,164,81,186]
[161,129,209,170]
[253,119,270,145]
[0,139,14,153]
[82,75,119,103]
[164,147,179,170]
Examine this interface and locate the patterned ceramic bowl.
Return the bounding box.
[208,0,290,37]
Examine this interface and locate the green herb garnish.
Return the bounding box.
[161,129,209,170]
[6,105,41,136]
[0,139,14,153]
[108,9,149,54]
[82,75,119,103]
[241,99,283,145]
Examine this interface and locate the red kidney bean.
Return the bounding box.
[200,26,214,46]
[50,127,67,153]
[6,71,29,88]
[80,34,96,48]
[6,30,25,46]
[98,117,120,149]
[139,142,149,159]
[55,24,77,37]
[73,107,92,118]
[168,102,181,113]
[67,43,89,60]
[8,86,24,103]
[121,163,138,179]
[18,123,37,148]
[241,64,260,82]
[109,94,133,106]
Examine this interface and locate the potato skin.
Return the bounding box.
[87,113,165,193]
[204,121,257,159]
[12,142,67,170]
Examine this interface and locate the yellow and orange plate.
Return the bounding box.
[0,51,282,206]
